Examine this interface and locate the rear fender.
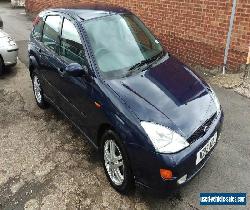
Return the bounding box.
[29,55,39,76]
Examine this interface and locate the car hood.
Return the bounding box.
[106,56,217,138]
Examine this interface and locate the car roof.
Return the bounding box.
[46,4,131,21]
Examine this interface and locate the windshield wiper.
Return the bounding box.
[123,51,165,78]
[128,51,165,72]
[148,50,165,65]
[128,59,149,72]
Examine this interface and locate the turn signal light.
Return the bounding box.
[94,102,101,108]
[160,169,173,180]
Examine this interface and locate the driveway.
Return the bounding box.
[0,2,249,210]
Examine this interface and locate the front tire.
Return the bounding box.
[32,72,49,109]
[101,130,134,194]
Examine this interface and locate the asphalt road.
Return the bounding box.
[0,2,249,210]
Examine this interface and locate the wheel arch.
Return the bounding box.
[0,54,4,74]
[97,123,114,148]
[29,55,39,77]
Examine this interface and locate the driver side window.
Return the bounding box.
[60,18,86,66]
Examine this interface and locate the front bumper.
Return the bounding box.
[133,110,224,193]
[1,46,18,66]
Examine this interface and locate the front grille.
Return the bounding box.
[187,113,217,144]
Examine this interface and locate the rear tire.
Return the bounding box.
[32,71,49,109]
[101,130,134,194]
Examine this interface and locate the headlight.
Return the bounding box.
[209,87,220,111]
[0,36,16,47]
[141,121,189,153]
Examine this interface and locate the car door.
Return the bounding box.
[39,15,62,103]
[54,17,98,137]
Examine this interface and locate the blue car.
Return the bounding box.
[28,5,223,194]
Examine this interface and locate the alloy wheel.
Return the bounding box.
[104,139,124,186]
[33,75,42,103]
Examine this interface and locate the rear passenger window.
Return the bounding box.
[32,17,44,41]
[60,18,85,65]
[42,16,61,53]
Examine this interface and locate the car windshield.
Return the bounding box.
[84,14,164,79]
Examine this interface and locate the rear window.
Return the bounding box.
[32,17,44,41]
[42,15,61,53]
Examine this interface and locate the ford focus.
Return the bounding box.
[28,5,224,194]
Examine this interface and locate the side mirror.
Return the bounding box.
[65,63,88,77]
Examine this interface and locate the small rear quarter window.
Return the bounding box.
[42,15,61,53]
[32,17,44,41]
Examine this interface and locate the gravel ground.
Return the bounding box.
[198,67,250,99]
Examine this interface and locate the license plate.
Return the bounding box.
[196,132,217,165]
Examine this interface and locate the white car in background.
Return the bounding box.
[0,30,18,75]
[11,0,25,8]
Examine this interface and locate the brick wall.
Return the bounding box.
[25,0,250,72]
